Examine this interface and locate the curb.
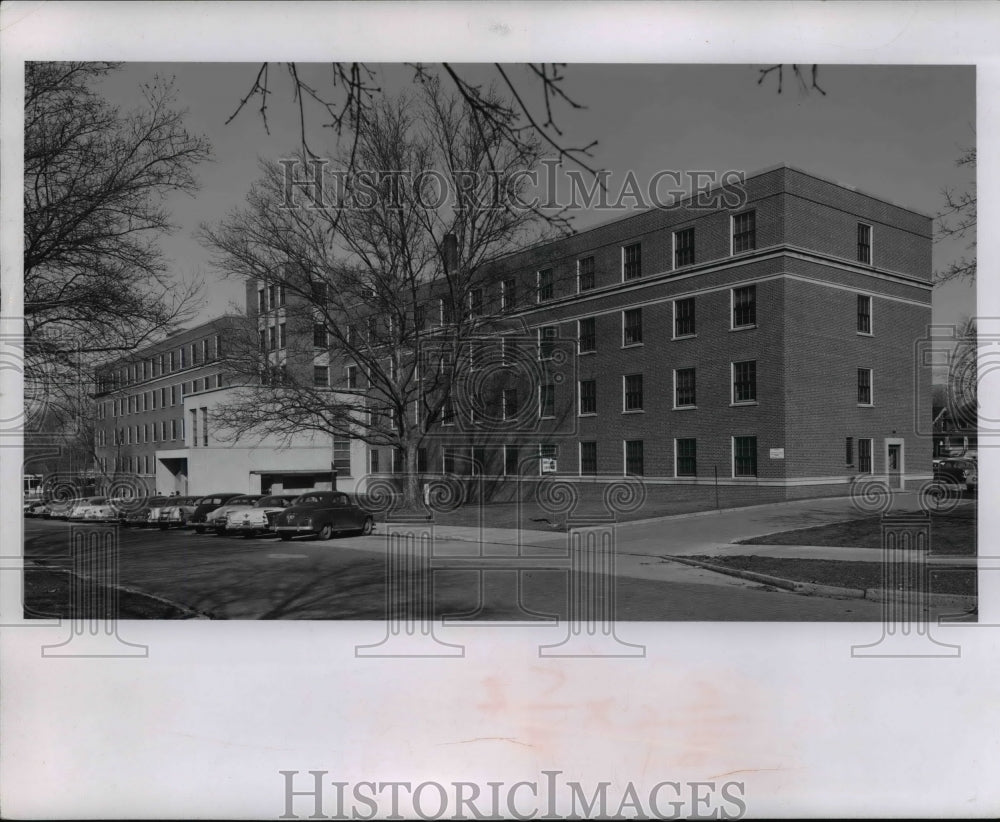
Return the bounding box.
[665,555,977,609]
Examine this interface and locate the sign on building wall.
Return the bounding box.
[769,448,785,459]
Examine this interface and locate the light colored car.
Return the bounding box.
[46,497,84,520]
[83,500,120,522]
[207,495,263,535]
[154,496,202,530]
[225,494,302,537]
[67,497,107,521]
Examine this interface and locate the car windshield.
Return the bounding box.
[228,497,259,506]
[200,496,227,505]
[172,497,198,505]
[294,494,329,505]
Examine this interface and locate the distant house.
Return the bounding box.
[932,383,977,456]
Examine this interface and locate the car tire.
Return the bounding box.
[318,523,334,541]
[279,532,293,541]
[361,518,374,536]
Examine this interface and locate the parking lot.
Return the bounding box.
[22,515,889,621]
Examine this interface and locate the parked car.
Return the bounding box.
[155,496,202,530]
[207,495,263,535]
[187,493,243,533]
[84,500,120,523]
[274,491,375,541]
[67,497,107,522]
[965,463,978,494]
[23,500,48,517]
[933,456,977,488]
[225,494,302,537]
[121,495,171,528]
[46,497,84,520]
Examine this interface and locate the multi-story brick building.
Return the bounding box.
[357,164,934,504]
[97,165,934,506]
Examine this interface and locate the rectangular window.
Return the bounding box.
[278,283,286,307]
[257,289,265,313]
[846,436,854,467]
[857,223,872,265]
[201,407,208,447]
[538,326,558,360]
[278,322,287,349]
[622,243,641,281]
[858,438,873,473]
[674,297,695,337]
[267,284,276,309]
[504,445,519,476]
[152,391,158,410]
[676,438,697,477]
[171,419,177,440]
[314,365,329,387]
[733,436,758,477]
[189,409,198,447]
[579,379,597,415]
[346,365,358,389]
[331,437,351,473]
[502,388,518,420]
[417,448,428,474]
[151,423,158,443]
[170,385,177,406]
[268,326,276,350]
[367,316,377,342]
[214,335,222,359]
[624,440,644,476]
[674,368,696,407]
[578,317,596,354]
[202,339,209,363]
[313,323,328,347]
[537,268,554,302]
[578,256,595,292]
[169,351,176,371]
[623,374,644,412]
[732,285,757,328]
[858,368,873,405]
[580,442,597,475]
[732,210,756,253]
[369,449,380,474]
[733,361,757,404]
[674,227,695,267]
[192,343,200,366]
[216,374,223,389]
[469,288,483,317]
[539,384,555,419]
[623,307,643,346]
[857,295,872,334]
[179,347,186,368]
[501,278,517,312]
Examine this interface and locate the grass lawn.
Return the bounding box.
[24,566,198,619]
[737,504,976,555]
[691,555,977,597]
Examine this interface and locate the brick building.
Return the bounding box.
[98,164,933,505]
[352,164,934,503]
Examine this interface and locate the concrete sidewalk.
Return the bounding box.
[425,492,975,564]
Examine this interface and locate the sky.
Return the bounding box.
[95,63,976,337]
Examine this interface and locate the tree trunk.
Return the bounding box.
[405,440,421,509]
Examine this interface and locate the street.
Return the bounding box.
[23,516,887,621]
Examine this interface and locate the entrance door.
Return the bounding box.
[887,443,903,490]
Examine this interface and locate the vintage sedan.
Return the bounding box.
[274,491,375,541]
[207,495,263,535]
[225,494,302,537]
[933,456,977,488]
[154,496,202,530]
[84,500,120,523]
[187,492,243,533]
[67,497,108,522]
[121,495,171,528]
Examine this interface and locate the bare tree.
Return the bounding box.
[935,146,976,283]
[202,80,551,505]
[24,62,211,387]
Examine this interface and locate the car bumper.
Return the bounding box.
[275,525,316,534]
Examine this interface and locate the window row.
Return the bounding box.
[100,417,184,446]
[257,282,287,313]
[98,455,156,476]
[107,374,225,417]
[98,335,223,393]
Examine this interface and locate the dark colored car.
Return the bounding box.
[187,493,243,533]
[933,457,976,488]
[121,495,171,528]
[274,491,375,541]
[154,496,202,530]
